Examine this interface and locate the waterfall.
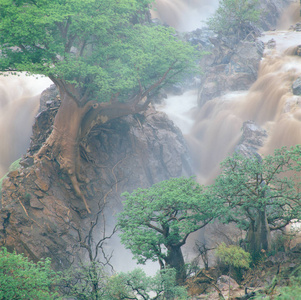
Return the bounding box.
[0,74,51,177]
[0,0,300,183]
[151,0,219,31]
[158,3,301,184]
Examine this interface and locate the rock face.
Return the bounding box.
[258,0,292,30]
[196,0,291,107]
[198,38,264,106]
[235,121,268,158]
[293,77,301,95]
[0,88,192,269]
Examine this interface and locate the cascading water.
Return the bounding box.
[159,3,301,184]
[0,74,51,177]
[151,0,219,31]
[188,37,301,183]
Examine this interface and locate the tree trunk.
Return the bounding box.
[36,90,92,213]
[165,245,186,284]
[246,208,271,255]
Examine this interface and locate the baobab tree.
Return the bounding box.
[0,0,199,212]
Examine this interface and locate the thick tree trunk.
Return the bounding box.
[36,91,92,213]
[165,245,186,284]
[246,209,271,255]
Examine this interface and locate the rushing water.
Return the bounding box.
[0,0,300,275]
[0,1,300,184]
[151,0,219,31]
[0,74,51,177]
[158,3,301,184]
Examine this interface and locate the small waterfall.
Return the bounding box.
[0,74,51,177]
[151,0,219,31]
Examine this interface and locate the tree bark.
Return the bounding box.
[36,90,92,213]
[165,245,186,284]
[35,66,171,213]
[246,208,271,254]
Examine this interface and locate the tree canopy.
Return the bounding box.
[0,0,198,105]
[118,177,219,282]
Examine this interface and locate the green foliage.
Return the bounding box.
[0,158,21,196]
[0,175,6,196]
[61,263,189,300]
[0,0,199,104]
[0,248,60,300]
[212,146,301,253]
[8,158,21,172]
[255,277,301,299]
[216,243,251,269]
[275,281,301,300]
[106,268,189,299]
[255,266,301,299]
[118,177,218,266]
[207,0,261,37]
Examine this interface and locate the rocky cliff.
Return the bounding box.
[0,87,192,269]
[196,0,292,106]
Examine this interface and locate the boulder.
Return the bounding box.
[292,77,301,95]
[198,39,264,106]
[235,121,268,158]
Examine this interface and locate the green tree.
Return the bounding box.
[207,0,261,39]
[61,265,188,300]
[105,268,189,300]
[0,248,60,299]
[118,177,219,283]
[0,0,199,213]
[213,146,301,255]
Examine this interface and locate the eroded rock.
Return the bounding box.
[293,77,301,95]
[0,88,193,270]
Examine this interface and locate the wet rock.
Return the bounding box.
[198,39,264,106]
[19,156,34,168]
[0,88,193,270]
[235,121,268,158]
[267,38,276,49]
[295,22,301,32]
[39,84,59,112]
[292,77,301,95]
[7,170,19,178]
[217,275,239,290]
[184,28,215,50]
[258,0,292,31]
[29,196,44,210]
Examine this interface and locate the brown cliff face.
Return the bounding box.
[0,87,192,270]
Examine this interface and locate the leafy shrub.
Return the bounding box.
[0,248,60,299]
[216,243,251,270]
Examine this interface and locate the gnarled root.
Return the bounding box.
[69,171,91,214]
